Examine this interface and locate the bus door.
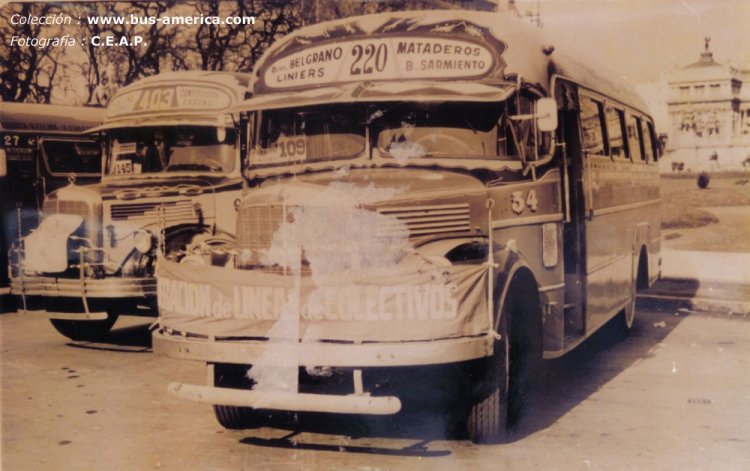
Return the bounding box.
[556,81,587,338]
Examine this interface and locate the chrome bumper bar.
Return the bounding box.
[10,274,156,299]
[153,330,493,367]
[24,309,109,320]
[167,382,402,415]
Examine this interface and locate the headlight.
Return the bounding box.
[133,230,155,254]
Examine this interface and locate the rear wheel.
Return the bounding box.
[50,312,118,341]
[620,249,648,333]
[467,284,541,443]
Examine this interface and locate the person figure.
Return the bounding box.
[709,150,719,170]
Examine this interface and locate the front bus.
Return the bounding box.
[154,11,661,443]
[10,72,251,340]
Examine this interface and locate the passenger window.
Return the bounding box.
[641,120,656,162]
[580,96,607,156]
[605,105,626,159]
[627,115,643,162]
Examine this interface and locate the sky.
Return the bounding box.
[516,0,750,84]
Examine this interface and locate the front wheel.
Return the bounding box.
[50,312,118,341]
[212,363,263,430]
[467,285,541,443]
[213,405,261,430]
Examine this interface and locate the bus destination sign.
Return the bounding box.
[263,36,495,90]
[107,85,233,118]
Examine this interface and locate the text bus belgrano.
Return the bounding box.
[152,9,661,444]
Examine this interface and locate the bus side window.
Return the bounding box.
[641,120,656,162]
[579,96,607,156]
[627,114,643,162]
[605,105,626,159]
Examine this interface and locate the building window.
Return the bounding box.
[694,85,705,96]
[678,86,690,97]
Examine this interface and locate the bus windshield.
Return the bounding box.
[252,104,366,166]
[42,139,101,175]
[105,125,237,177]
[250,99,534,169]
[373,101,522,161]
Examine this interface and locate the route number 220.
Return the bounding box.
[511,189,538,214]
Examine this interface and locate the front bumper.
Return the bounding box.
[10,274,156,299]
[153,328,494,368]
[167,382,402,415]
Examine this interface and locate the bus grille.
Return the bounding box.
[236,203,285,253]
[110,200,196,223]
[46,200,90,218]
[377,203,471,236]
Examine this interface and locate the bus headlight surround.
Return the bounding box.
[133,230,155,254]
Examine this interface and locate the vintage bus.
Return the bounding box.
[1,103,104,293]
[153,10,661,443]
[9,71,251,339]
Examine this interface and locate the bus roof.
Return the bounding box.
[247,9,650,116]
[0,102,105,134]
[92,71,253,132]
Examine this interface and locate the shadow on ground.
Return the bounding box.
[234,309,688,455]
[67,318,153,353]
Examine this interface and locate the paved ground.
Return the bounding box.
[1,306,749,470]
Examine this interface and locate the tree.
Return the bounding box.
[0,3,65,102]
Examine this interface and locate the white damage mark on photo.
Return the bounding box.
[248,181,411,387]
[388,140,427,163]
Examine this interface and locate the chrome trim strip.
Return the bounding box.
[153,331,493,367]
[592,198,660,217]
[491,213,563,229]
[538,282,565,293]
[586,253,629,275]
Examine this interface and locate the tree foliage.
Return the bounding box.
[0,3,65,102]
[0,0,489,104]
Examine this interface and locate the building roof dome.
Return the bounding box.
[668,37,738,84]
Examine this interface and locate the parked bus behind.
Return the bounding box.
[9,72,252,339]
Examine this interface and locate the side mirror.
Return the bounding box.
[536,98,558,132]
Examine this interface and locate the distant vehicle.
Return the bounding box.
[1,103,104,292]
[9,72,252,338]
[153,10,661,443]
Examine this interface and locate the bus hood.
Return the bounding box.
[251,167,487,208]
[95,175,239,201]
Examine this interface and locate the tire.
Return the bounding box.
[620,250,648,334]
[213,405,260,430]
[467,287,541,443]
[50,312,118,341]
[212,364,262,430]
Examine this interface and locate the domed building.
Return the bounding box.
[663,38,750,172]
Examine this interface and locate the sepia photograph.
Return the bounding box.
[1,0,748,469]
